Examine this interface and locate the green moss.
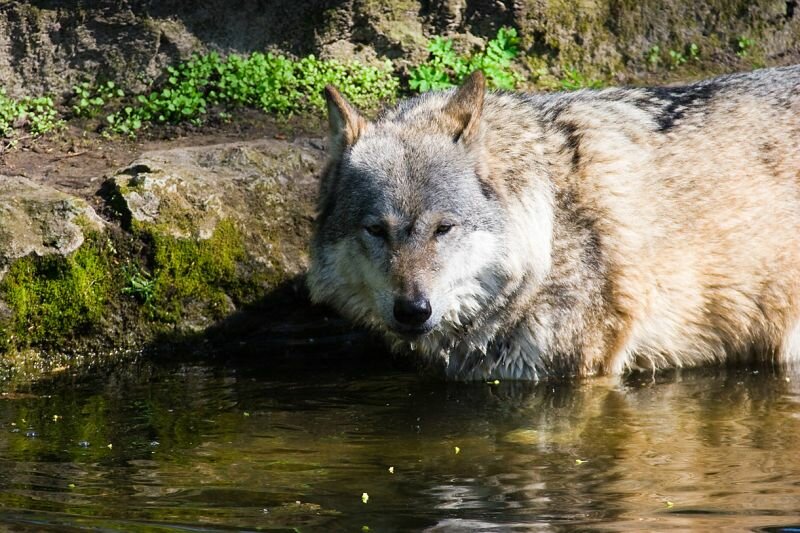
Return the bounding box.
[0,215,272,367]
[146,220,248,323]
[0,217,267,359]
[0,234,115,350]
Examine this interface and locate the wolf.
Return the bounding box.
[306,65,800,380]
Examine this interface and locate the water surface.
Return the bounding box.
[1,350,799,531]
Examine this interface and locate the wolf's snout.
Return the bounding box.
[393,297,432,328]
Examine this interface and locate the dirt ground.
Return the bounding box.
[0,110,326,211]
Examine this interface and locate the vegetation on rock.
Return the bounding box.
[0,19,777,142]
[2,27,563,140]
[71,81,126,118]
[145,220,248,323]
[0,220,268,355]
[0,138,320,365]
[409,27,522,91]
[0,234,115,350]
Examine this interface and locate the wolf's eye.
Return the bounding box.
[364,224,388,239]
[434,224,454,236]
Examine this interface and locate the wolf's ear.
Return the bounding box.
[443,70,485,144]
[325,85,367,156]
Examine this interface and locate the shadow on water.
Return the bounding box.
[133,275,397,378]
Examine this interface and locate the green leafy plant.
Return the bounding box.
[0,89,61,139]
[647,43,698,71]
[24,97,61,135]
[559,67,603,91]
[72,81,125,118]
[106,52,398,136]
[646,45,661,68]
[122,264,156,305]
[479,27,523,89]
[0,89,20,138]
[668,49,687,69]
[409,36,474,92]
[408,27,522,92]
[737,36,755,57]
[292,55,399,111]
[688,43,700,61]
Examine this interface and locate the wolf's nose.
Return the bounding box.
[394,297,432,327]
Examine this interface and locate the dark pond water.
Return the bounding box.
[1,347,799,531]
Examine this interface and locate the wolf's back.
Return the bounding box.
[495,65,800,376]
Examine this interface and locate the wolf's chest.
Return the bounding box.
[441,329,547,380]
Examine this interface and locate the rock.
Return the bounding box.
[106,138,324,279]
[0,175,104,278]
[515,0,800,83]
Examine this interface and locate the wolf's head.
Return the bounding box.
[307,72,554,350]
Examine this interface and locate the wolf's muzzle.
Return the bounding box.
[393,296,432,331]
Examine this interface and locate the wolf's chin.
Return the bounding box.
[387,324,434,339]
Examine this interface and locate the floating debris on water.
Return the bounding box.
[454,446,461,454]
[575,459,587,465]
[361,492,369,504]
[388,466,394,474]
[78,441,90,448]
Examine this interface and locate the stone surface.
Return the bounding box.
[0,175,104,277]
[107,138,324,277]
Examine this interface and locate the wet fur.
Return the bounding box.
[308,66,800,380]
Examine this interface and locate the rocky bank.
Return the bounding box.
[0,135,329,377]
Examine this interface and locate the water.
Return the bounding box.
[1,349,799,531]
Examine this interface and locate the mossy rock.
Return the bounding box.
[0,232,115,351]
[0,138,327,377]
[0,177,111,370]
[103,138,324,332]
[107,138,321,259]
[515,0,800,85]
[0,176,105,277]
